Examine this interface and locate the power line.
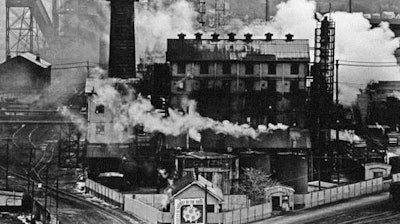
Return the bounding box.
[339,63,400,68]
[340,59,399,64]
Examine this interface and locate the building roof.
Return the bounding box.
[85,77,140,94]
[177,151,236,160]
[18,52,51,68]
[167,38,310,62]
[170,174,224,201]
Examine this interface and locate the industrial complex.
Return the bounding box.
[1,0,400,223]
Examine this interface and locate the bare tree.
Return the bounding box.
[238,168,279,205]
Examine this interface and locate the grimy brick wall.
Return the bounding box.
[107,0,136,78]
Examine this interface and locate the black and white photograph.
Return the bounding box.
[0,0,400,223]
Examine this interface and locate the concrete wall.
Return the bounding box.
[295,177,383,208]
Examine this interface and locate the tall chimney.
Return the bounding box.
[107,0,136,78]
[266,0,271,21]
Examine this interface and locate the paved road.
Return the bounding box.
[253,192,399,224]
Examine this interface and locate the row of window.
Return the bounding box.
[172,80,301,93]
[177,62,300,75]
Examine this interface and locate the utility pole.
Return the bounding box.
[44,163,49,224]
[5,134,9,190]
[335,60,339,185]
[349,0,352,13]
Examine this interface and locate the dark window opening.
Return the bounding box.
[223,63,231,74]
[206,205,215,213]
[200,62,209,74]
[177,63,186,74]
[291,63,300,74]
[290,80,299,92]
[245,63,254,74]
[268,80,276,91]
[95,105,105,114]
[268,63,276,74]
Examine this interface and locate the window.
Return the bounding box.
[223,62,231,74]
[373,171,383,178]
[291,63,300,74]
[245,63,254,74]
[206,205,215,213]
[177,63,186,74]
[95,124,105,135]
[268,63,276,74]
[268,80,276,91]
[95,105,104,114]
[290,80,299,92]
[200,62,209,74]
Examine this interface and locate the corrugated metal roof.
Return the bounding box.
[19,52,51,68]
[167,39,310,62]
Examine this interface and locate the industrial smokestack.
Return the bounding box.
[266,0,271,21]
[107,0,136,78]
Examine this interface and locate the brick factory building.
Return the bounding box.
[166,32,309,127]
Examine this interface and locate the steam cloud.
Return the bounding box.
[93,82,288,142]
[136,0,400,105]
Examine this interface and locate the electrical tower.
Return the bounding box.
[5,0,52,59]
[214,0,226,30]
[197,0,206,26]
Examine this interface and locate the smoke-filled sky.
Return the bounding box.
[0,0,399,105]
[136,0,400,105]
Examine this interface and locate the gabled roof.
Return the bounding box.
[18,52,51,68]
[171,174,224,202]
[167,39,310,62]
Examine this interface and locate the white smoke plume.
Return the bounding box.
[93,83,288,142]
[330,129,362,143]
[136,0,400,105]
[60,106,87,134]
[136,0,198,62]
[389,91,400,100]
[225,0,400,105]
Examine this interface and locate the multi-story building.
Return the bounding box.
[166,32,310,127]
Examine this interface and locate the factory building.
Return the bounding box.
[166,32,309,127]
[164,33,311,194]
[357,81,400,128]
[0,53,51,103]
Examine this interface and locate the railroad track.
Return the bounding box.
[7,123,141,223]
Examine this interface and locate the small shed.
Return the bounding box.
[363,162,392,180]
[170,174,223,224]
[265,185,295,212]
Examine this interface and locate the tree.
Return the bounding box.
[238,168,280,205]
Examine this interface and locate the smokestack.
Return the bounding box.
[266,0,271,21]
[265,33,273,41]
[285,33,294,41]
[178,33,186,40]
[244,33,253,42]
[195,32,203,40]
[36,54,41,62]
[211,33,220,42]
[107,0,136,78]
[228,32,236,41]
